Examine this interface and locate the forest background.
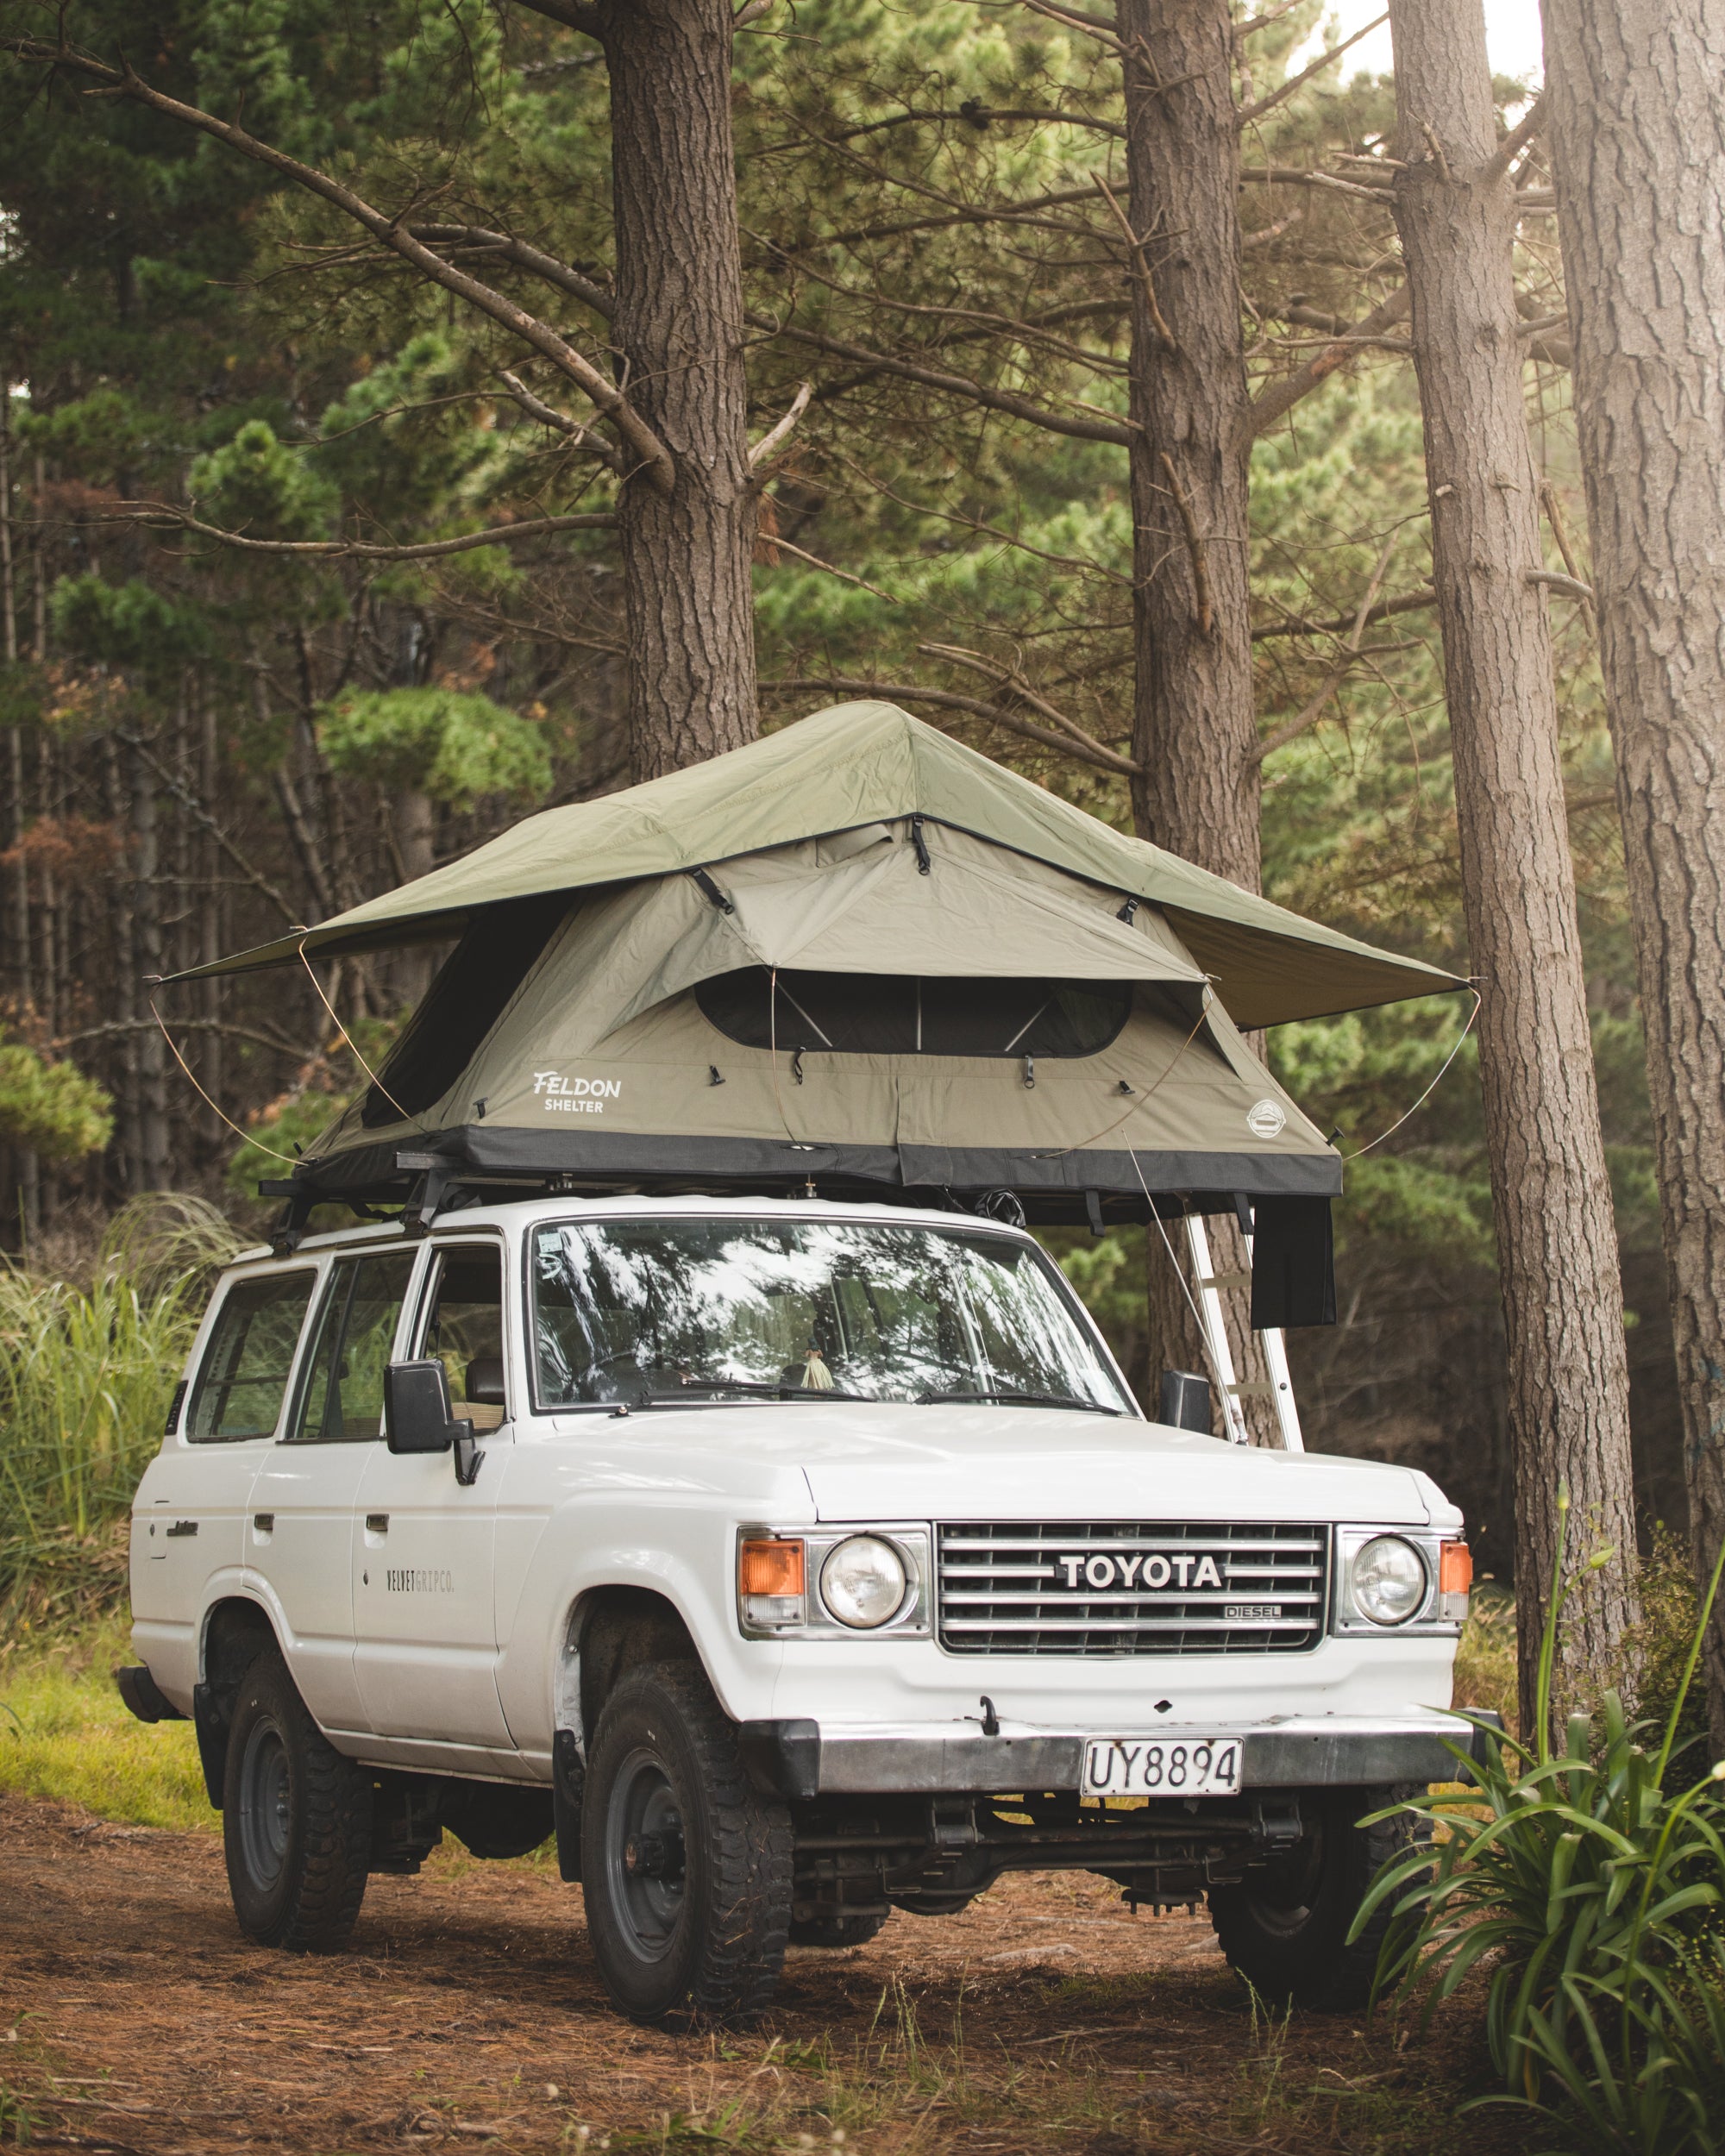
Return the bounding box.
[0,0,1677,1588]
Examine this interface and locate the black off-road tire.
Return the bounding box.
[789,1911,889,1949]
[1208,1786,1423,2011]
[223,1648,373,1954]
[580,1660,793,2029]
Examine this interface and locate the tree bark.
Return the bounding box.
[1540,0,1725,1739]
[1389,0,1638,1728]
[1116,0,1259,888]
[597,0,759,780]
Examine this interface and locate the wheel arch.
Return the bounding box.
[194,1595,280,1808]
[561,1584,701,1752]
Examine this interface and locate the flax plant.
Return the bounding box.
[0,1195,242,1615]
[1352,1490,1725,2154]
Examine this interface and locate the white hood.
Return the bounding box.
[797,1407,1435,1523]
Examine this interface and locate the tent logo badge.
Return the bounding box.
[535,1070,623,1114]
[1247,1098,1287,1138]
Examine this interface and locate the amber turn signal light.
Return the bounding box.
[739,1537,806,1597]
[1439,1541,1472,1595]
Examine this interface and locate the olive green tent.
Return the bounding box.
[176,703,1462,1246]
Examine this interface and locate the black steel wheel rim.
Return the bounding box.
[604,1745,687,1962]
[238,1716,292,1890]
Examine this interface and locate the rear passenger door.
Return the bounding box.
[132,1267,317,1702]
[352,1238,511,1756]
[248,1248,417,1735]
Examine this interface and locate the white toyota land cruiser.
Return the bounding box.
[121,1193,1476,2028]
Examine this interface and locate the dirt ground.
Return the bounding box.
[0,1790,1534,2156]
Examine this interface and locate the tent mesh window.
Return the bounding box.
[361,894,569,1126]
[695,969,1132,1059]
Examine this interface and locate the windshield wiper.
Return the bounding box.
[916,1387,1124,1415]
[635,1379,873,1404]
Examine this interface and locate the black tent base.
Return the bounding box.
[261,1127,1338,1328]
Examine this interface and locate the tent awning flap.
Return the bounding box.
[168,701,1462,1028]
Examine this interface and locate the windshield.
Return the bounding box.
[529,1217,1132,1414]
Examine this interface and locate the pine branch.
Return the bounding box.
[1251,585,1438,641]
[3,36,674,492]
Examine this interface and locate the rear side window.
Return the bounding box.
[289,1251,417,1443]
[186,1272,317,1443]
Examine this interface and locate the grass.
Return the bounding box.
[0,1194,242,1621]
[0,1612,210,1832]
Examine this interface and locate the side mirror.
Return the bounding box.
[384,1360,484,1484]
[1158,1369,1212,1434]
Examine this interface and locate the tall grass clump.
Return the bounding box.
[1356,1491,1725,2156]
[0,1194,244,1621]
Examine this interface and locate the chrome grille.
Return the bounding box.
[937,1521,1331,1656]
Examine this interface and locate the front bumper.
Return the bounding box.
[737,1711,1492,1802]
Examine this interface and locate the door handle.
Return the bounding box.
[165,1520,198,1539]
[366,1514,389,1534]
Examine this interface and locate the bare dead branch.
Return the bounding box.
[3,36,674,492]
[1539,479,1594,633]
[406,224,613,320]
[97,499,617,559]
[1095,175,1175,349]
[762,676,1140,775]
[763,318,1133,447]
[1484,91,1546,184]
[1014,0,1125,53]
[916,642,1128,766]
[1251,585,1438,640]
[1249,531,1399,765]
[749,380,813,470]
[57,1016,307,1058]
[1157,453,1214,636]
[762,536,899,601]
[1250,285,1411,436]
[1236,13,1389,129]
[508,0,603,36]
[499,371,623,473]
[1527,568,1595,604]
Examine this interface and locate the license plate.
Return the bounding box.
[1082,1735,1243,1797]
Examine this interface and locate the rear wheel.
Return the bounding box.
[580,1661,792,2028]
[223,1649,372,1953]
[1208,1788,1421,2010]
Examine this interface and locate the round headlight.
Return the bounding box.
[819,1536,908,1629]
[1351,1535,1427,1626]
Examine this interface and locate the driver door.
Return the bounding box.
[351,1238,512,1757]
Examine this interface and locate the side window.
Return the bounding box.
[417,1244,507,1430]
[186,1271,317,1443]
[288,1251,417,1444]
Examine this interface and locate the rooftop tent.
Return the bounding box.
[180,702,1464,1261]
[173,699,1458,1026]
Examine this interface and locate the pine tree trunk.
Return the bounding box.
[597,0,759,781]
[1116,0,1258,888]
[1114,1,1273,1426]
[1540,0,1725,1740]
[1388,0,1638,1727]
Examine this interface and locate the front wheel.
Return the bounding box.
[580,1661,793,2028]
[223,1648,373,1953]
[1208,1788,1421,2010]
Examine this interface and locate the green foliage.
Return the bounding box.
[0,1613,211,1831]
[318,686,551,808]
[1611,1524,1713,1767]
[0,1196,243,1617]
[1358,1501,1725,2153]
[47,576,207,679]
[186,417,338,542]
[0,1031,114,1163]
